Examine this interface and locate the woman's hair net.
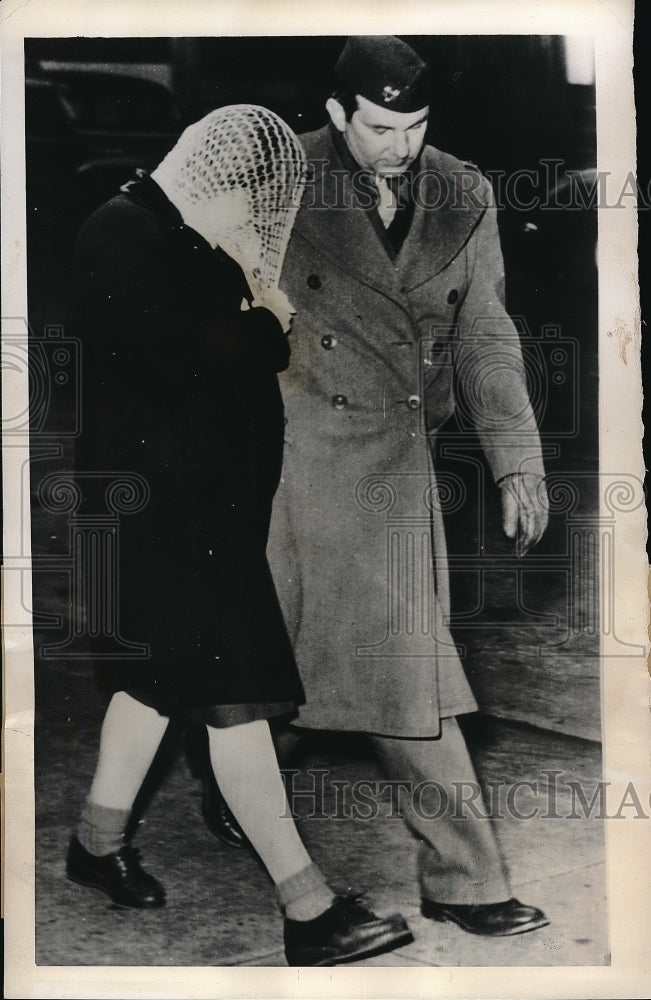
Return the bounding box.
[151,104,308,299]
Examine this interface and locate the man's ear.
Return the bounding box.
[325,97,347,133]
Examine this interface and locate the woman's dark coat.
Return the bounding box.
[74,174,304,713]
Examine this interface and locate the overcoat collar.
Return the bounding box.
[120,169,185,227]
[120,170,253,299]
[294,125,489,294]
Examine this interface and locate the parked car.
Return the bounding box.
[25,69,183,242]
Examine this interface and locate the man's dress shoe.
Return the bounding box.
[284,894,413,966]
[421,896,549,936]
[66,834,166,908]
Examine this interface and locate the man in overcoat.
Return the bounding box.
[269,36,550,936]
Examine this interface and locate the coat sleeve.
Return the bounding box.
[454,180,546,482]
[74,204,289,402]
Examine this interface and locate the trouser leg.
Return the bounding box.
[371,717,510,905]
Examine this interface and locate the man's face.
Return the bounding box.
[338,94,428,177]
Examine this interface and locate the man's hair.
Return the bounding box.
[330,88,359,122]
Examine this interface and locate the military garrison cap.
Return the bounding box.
[334,35,430,112]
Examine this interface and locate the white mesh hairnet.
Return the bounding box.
[151,104,307,300]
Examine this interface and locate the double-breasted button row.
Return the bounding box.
[330,394,421,411]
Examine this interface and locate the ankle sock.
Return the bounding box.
[76,799,130,856]
[277,863,335,921]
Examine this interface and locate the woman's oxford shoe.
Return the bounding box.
[66,834,166,908]
[284,894,413,966]
[200,777,248,848]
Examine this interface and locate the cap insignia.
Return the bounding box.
[381,85,401,103]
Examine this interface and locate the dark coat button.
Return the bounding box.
[332,394,348,409]
[321,334,338,350]
[307,274,321,289]
[447,288,459,304]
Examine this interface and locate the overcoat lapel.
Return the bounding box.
[397,147,490,289]
[296,143,400,294]
[295,128,489,295]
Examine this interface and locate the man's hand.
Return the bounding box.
[499,473,549,557]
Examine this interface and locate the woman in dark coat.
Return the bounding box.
[65,104,411,966]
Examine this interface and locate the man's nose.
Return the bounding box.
[390,131,410,158]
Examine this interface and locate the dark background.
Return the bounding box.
[24,34,596,159]
[24,34,596,229]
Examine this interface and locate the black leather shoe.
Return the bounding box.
[284,895,413,966]
[421,896,549,936]
[201,777,248,849]
[66,835,166,908]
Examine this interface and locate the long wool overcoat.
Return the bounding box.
[73,174,304,714]
[269,126,545,738]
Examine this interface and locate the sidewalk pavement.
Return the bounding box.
[35,667,606,968]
